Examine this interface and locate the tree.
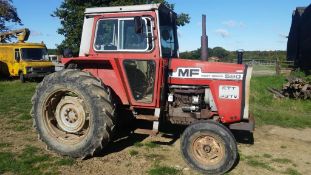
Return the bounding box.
[53,0,190,55]
[212,47,230,61]
[0,0,22,41]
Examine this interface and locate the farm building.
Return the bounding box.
[287,4,311,71]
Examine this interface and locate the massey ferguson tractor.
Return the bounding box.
[31,3,254,174]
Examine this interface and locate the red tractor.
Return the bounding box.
[31,3,254,174]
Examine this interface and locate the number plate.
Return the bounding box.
[219,86,239,99]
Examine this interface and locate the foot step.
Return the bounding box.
[135,114,159,121]
[134,128,158,136]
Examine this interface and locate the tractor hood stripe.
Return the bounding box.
[169,67,244,81]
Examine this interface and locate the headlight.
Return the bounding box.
[26,67,33,73]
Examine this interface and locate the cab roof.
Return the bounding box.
[84,3,173,15]
[0,42,46,47]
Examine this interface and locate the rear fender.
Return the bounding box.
[62,58,129,105]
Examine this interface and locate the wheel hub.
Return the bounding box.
[192,135,225,166]
[55,96,86,133]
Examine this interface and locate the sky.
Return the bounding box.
[11,0,311,51]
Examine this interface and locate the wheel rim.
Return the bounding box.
[42,90,90,144]
[55,96,86,133]
[191,134,225,167]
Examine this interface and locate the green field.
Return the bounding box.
[0,75,310,174]
[0,81,75,175]
[250,76,311,128]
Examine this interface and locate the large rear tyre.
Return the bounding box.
[180,120,237,175]
[31,69,116,158]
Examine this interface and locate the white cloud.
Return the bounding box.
[223,20,237,27]
[223,20,245,28]
[30,30,43,37]
[215,29,230,38]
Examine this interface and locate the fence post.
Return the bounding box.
[276,58,280,75]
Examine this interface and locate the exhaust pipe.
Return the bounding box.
[201,14,208,61]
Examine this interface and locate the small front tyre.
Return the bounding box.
[180,120,237,175]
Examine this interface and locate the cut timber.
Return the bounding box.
[267,87,285,98]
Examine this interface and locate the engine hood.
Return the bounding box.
[168,58,253,123]
[169,58,246,81]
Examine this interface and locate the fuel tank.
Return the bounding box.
[168,58,252,124]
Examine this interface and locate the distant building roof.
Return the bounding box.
[294,7,306,16]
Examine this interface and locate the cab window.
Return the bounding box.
[94,17,153,52]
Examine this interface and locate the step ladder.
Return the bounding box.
[133,108,160,136]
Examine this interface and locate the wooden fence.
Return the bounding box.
[231,58,294,76]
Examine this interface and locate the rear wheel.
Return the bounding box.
[31,69,116,158]
[180,120,237,175]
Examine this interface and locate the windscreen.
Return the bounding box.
[159,10,178,58]
[21,48,49,61]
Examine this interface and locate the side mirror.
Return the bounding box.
[134,16,143,34]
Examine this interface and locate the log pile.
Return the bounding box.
[268,77,311,99]
[282,77,311,99]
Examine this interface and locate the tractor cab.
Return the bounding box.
[78,3,178,58]
[63,4,180,108]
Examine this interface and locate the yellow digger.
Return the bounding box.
[0,28,54,82]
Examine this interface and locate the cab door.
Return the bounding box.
[92,14,161,107]
[123,59,156,104]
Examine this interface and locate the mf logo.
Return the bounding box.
[178,68,200,77]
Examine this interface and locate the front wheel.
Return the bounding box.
[180,120,237,175]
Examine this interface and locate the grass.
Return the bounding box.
[14,124,29,132]
[133,141,160,149]
[284,168,302,175]
[0,80,76,174]
[55,157,75,166]
[129,150,139,156]
[148,166,181,175]
[0,142,12,148]
[246,159,275,171]
[271,158,292,164]
[263,153,272,158]
[240,153,302,174]
[250,76,311,128]
[133,142,144,147]
[144,142,159,148]
[0,145,75,175]
[0,80,36,116]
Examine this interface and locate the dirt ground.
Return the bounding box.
[59,125,311,175]
[1,112,311,175]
